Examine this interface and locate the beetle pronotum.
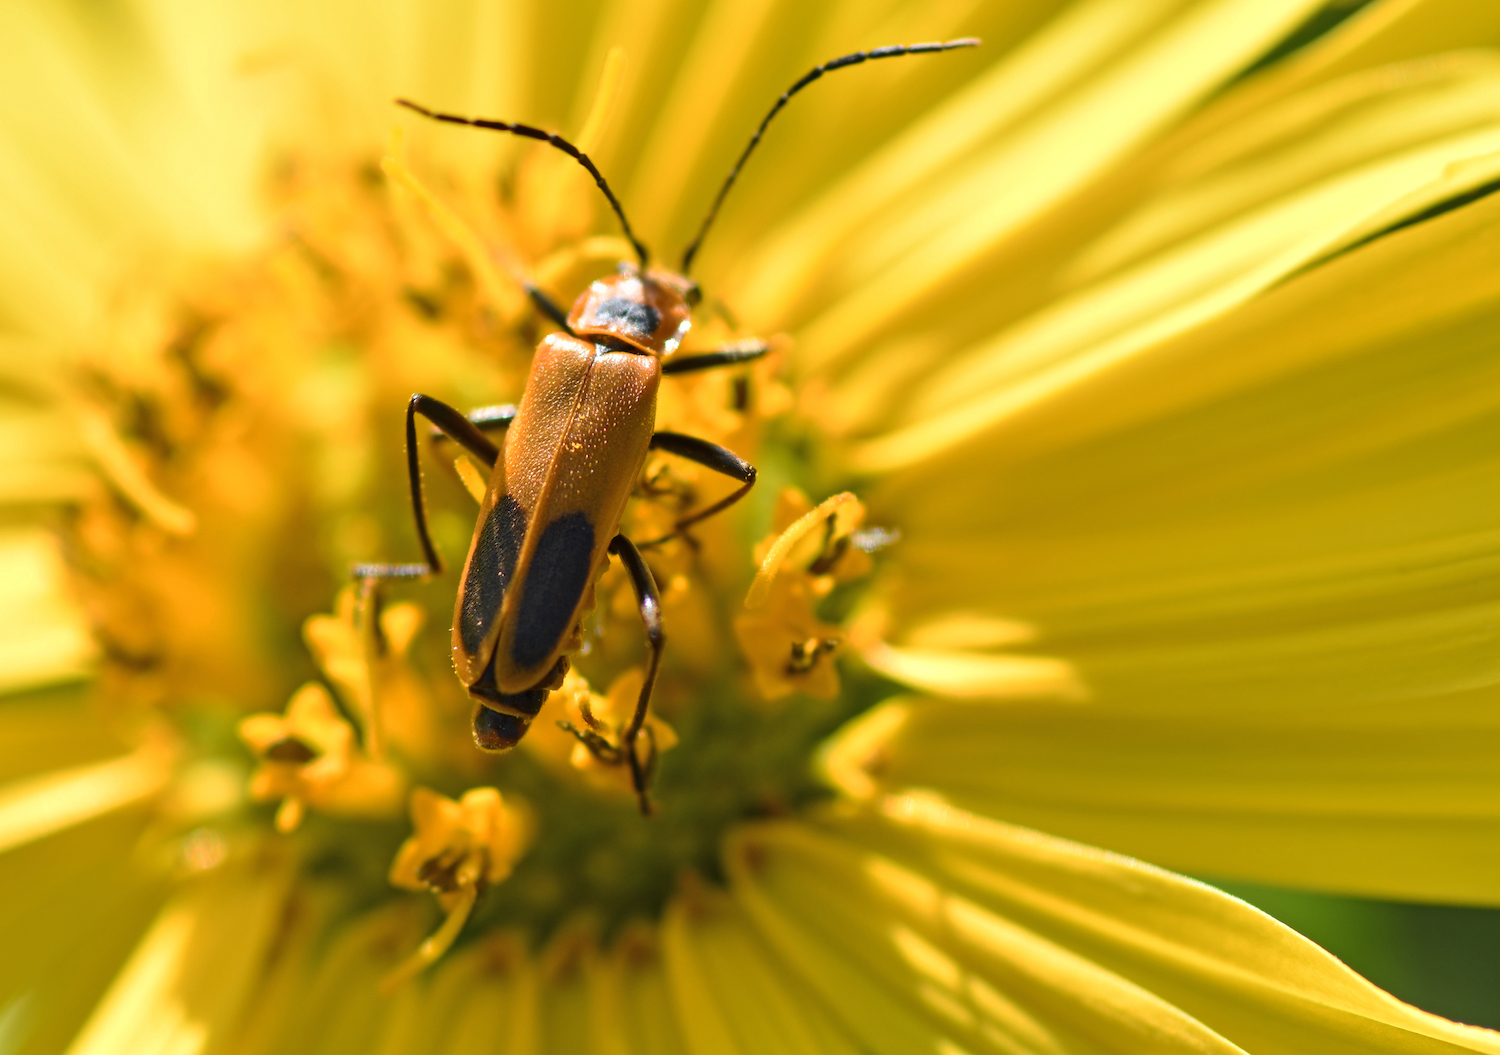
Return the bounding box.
[357,38,980,815]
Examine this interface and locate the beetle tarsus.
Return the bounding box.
[558,719,624,764]
[628,730,655,817]
[351,561,433,581]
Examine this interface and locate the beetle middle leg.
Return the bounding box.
[660,340,770,375]
[459,403,519,432]
[636,432,757,549]
[353,393,501,581]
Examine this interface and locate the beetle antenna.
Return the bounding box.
[678,37,980,276]
[396,98,651,268]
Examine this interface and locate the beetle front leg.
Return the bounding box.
[608,533,665,816]
[353,394,501,581]
[525,286,580,337]
[637,432,757,548]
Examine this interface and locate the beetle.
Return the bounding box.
[357,38,980,814]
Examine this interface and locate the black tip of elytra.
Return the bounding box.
[472,704,530,752]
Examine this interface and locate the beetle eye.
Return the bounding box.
[684,282,702,308]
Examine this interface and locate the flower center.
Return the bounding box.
[68,146,890,958]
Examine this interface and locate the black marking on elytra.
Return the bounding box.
[510,511,595,669]
[468,653,552,717]
[469,678,550,719]
[459,494,526,654]
[595,297,660,337]
[472,704,531,751]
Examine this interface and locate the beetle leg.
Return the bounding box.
[525,286,580,337]
[352,394,500,581]
[660,340,770,375]
[429,403,518,437]
[556,720,625,764]
[639,725,660,787]
[608,534,665,817]
[637,432,757,548]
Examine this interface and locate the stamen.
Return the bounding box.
[75,404,196,536]
[533,235,636,287]
[381,132,519,316]
[575,47,625,155]
[745,491,863,609]
[381,884,478,992]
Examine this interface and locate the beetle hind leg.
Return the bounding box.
[608,534,664,816]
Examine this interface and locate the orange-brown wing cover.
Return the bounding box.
[451,334,659,693]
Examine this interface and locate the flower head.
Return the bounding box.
[6,0,1500,1050]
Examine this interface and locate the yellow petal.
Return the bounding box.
[602,927,687,1055]
[661,895,748,1055]
[1066,53,1500,287]
[785,0,1324,372]
[860,642,1085,701]
[64,857,292,1055]
[871,697,1500,903]
[852,119,1500,470]
[0,801,168,1055]
[0,529,95,695]
[438,935,539,1055]
[248,903,425,1053]
[734,0,1187,324]
[0,741,172,855]
[665,891,863,1055]
[857,187,1500,900]
[624,0,782,237]
[727,804,1500,1053]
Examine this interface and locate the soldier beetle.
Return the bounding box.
[357,38,980,814]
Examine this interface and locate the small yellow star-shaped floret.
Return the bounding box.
[384,786,532,987]
[238,682,403,832]
[389,786,532,909]
[735,489,875,701]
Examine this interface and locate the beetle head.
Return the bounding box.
[568,264,693,355]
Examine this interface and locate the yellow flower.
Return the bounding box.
[383,785,532,987]
[535,666,681,799]
[5,0,1500,1052]
[239,682,404,833]
[735,489,871,701]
